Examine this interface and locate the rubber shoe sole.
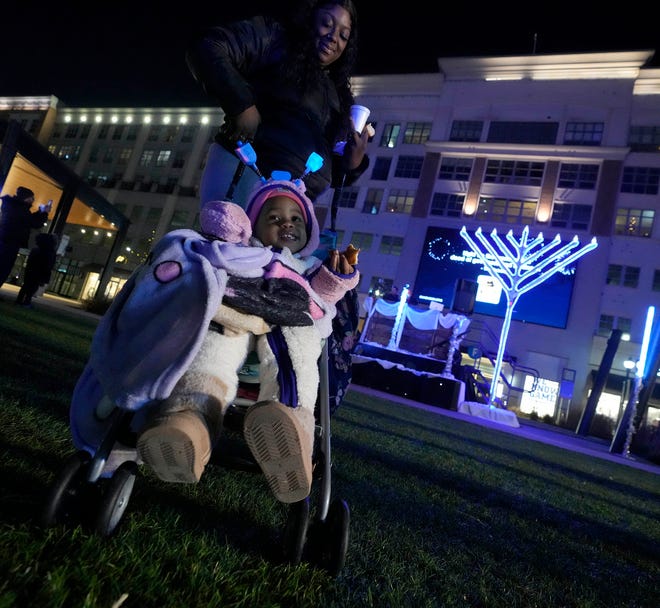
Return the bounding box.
[137,411,211,483]
[243,401,312,503]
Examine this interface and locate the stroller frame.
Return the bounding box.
[42,341,350,577]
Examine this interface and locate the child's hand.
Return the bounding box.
[327,249,356,274]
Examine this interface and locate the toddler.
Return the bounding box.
[136,174,359,502]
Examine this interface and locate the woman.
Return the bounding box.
[186,0,370,207]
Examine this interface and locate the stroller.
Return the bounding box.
[41,146,351,576]
[41,340,349,575]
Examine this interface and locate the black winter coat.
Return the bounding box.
[0,195,48,248]
[186,15,366,201]
[24,233,58,286]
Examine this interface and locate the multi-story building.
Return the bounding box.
[1,49,658,437]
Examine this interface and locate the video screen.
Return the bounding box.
[412,226,578,328]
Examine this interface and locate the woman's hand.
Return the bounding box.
[343,124,371,171]
[227,105,261,143]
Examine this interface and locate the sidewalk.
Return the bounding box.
[0,283,102,321]
[349,384,660,475]
[3,283,658,476]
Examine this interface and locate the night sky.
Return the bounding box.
[3,1,658,106]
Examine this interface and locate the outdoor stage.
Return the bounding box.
[351,343,466,410]
[351,294,469,410]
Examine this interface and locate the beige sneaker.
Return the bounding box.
[243,401,313,503]
[137,411,211,483]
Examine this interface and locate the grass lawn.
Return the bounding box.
[1,300,659,607]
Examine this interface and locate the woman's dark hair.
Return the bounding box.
[284,0,359,123]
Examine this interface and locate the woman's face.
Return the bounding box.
[314,4,352,67]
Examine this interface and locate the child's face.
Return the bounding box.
[254,196,308,253]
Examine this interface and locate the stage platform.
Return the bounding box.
[351,343,465,410]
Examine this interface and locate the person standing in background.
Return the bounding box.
[0,187,51,288]
[15,233,58,307]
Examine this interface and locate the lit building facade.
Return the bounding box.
[1,50,659,432]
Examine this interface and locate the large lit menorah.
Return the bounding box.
[459,226,598,407]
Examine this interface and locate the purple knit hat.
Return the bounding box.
[245,179,320,257]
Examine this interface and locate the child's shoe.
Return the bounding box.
[243,401,314,503]
[137,411,211,483]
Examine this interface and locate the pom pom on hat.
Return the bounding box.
[200,200,252,245]
[16,186,35,202]
[245,178,320,257]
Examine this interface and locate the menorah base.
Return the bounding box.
[457,401,520,428]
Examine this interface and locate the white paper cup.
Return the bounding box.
[350,104,370,133]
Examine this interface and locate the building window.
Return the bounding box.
[349,231,373,251]
[145,206,162,227]
[164,126,179,142]
[487,121,558,145]
[607,264,640,288]
[598,315,632,337]
[379,123,400,148]
[476,197,537,224]
[118,148,132,165]
[169,210,190,229]
[112,125,125,140]
[394,155,424,179]
[172,152,186,169]
[597,315,615,337]
[563,122,604,146]
[450,120,483,142]
[103,148,115,163]
[484,160,545,186]
[181,125,196,143]
[403,122,431,144]
[371,157,392,180]
[379,235,404,255]
[628,125,660,152]
[438,157,473,181]
[430,192,465,217]
[58,145,80,162]
[332,230,345,248]
[362,188,383,214]
[606,265,620,287]
[97,125,109,140]
[65,124,80,138]
[80,124,91,138]
[139,150,154,167]
[336,187,359,209]
[557,163,599,189]
[614,208,655,237]
[158,177,178,194]
[652,269,660,292]
[147,125,161,141]
[126,124,139,141]
[620,166,660,195]
[550,203,592,231]
[385,189,415,214]
[155,150,171,167]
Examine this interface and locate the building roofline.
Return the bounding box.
[437,50,656,81]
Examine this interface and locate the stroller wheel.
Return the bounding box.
[42,450,92,529]
[318,498,350,576]
[282,497,310,565]
[94,461,138,537]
